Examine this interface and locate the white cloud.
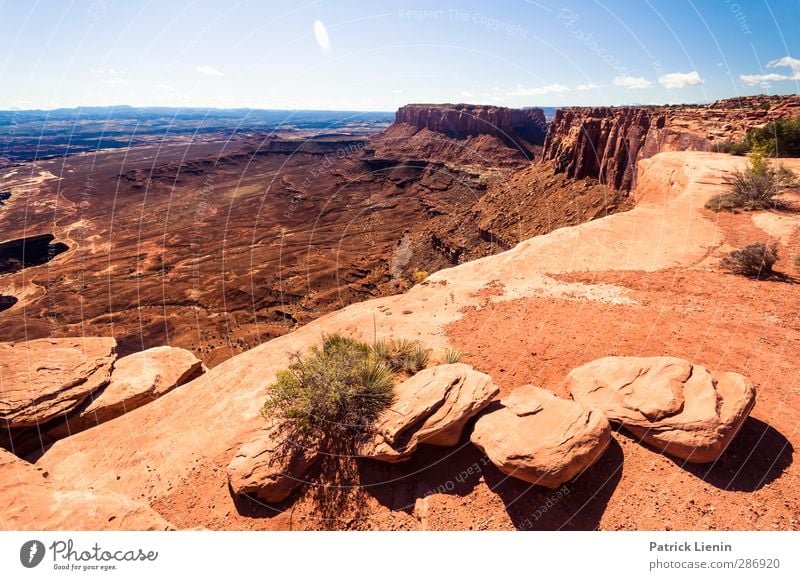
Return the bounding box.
[658,71,704,89]
[768,56,800,74]
[102,77,129,86]
[507,83,570,97]
[740,56,800,86]
[575,83,600,91]
[613,75,652,89]
[313,19,331,55]
[196,65,224,77]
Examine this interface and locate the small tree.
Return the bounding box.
[720,242,779,278]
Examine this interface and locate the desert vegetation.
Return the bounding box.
[706,145,797,212]
[720,242,779,279]
[718,117,800,157]
[261,334,395,439]
[261,334,442,439]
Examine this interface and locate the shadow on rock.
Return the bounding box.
[672,417,793,491]
[481,436,624,530]
[357,441,489,515]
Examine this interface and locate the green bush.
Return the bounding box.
[403,343,430,373]
[717,140,750,156]
[439,347,464,364]
[720,243,779,278]
[371,338,430,374]
[748,117,800,157]
[717,117,800,158]
[706,146,797,212]
[261,334,394,438]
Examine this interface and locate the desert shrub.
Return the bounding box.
[720,242,779,278]
[717,140,750,156]
[412,270,429,283]
[261,333,394,438]
[717,117,800,158]
[403,343,430,373]
[706,146,797,212]
[439,347,463,364]
[747,117,800,157]
[372,338,430,374]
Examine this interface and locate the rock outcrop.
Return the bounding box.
[0,449,173,530]
[395,103,547,147]
[228,421,324,503]
[360,363,499,462]
[566,356,756,463]
[48,346,204,437]
[0,337,117,429]
[541,94,800,191]
[374,104,547,166]
[471,386,611,488]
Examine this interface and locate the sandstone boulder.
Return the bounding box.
[360,363,499,462]
[0,449,173,530]
[0,337,117,429]
[48,345,204,437]
[566,356,756,463]
[228,422,324,503]
[471,386,611,488]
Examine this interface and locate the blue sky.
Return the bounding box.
[1,0,799,111]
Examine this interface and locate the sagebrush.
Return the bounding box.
[720,242,779,278]
[261,334,394,439]
[706,146,796,212]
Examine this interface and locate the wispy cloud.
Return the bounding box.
[740,56,800,86]
[658,71,704,89]
[575,83,600,91]
[91,68,122,75]
[196,65,224,77]
[314,19,331,56]
[506,83,570,97]
[613,75,652,90]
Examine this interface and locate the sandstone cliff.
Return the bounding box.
[386,103,547,161]
[542,94,800,190]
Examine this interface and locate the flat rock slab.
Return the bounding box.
[471,386,611,488]
[49,345,204,437]
[0,337,117,429]
[566,356,756,463]
[360,363,499,462]
[227,421,323,503]
[0,449,173,530]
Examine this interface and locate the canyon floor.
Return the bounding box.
[26,151,800,530]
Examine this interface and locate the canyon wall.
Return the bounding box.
[541,94,800,191]
[394,103,547,154]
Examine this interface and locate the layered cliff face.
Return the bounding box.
[542,94,800,190]
[395,103,547,144]
[384,104,547,163]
